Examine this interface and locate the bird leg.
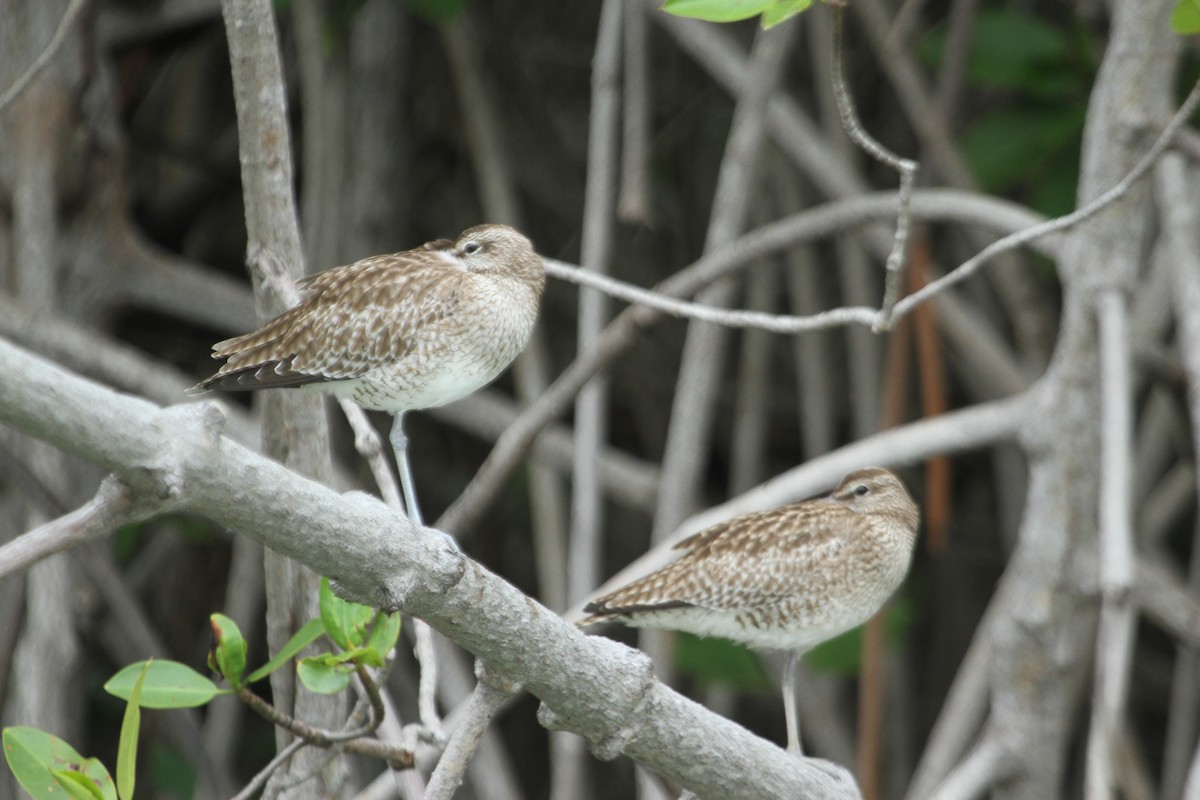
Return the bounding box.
[390,414,424,526]
[783,649,803,756]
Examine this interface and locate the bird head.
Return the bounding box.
[830,467,919,530]
[454,224,545,292]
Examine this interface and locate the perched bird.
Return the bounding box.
[581,467,919,756]
[193,224,546,524]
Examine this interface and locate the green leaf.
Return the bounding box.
[365,612,402,659]
[760,0,811,28]
[48,770,107,800]
[297,657,356,695]
[319,578,374,650]
[3,727,116,800]
[105,661,224,709]
[246,617,325,684]
[1172,0,1200,34]
[116,660,150,800]
[661,0,775,24]
[673,634,770,692]
[209,613,248,688]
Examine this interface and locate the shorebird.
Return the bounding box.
[581,467,919,756]
[193,224,545,525]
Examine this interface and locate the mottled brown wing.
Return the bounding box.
[585,502,857,616]
[198,251,463,391]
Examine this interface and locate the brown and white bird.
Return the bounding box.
[581,467,919,756]
[193,224,545,525]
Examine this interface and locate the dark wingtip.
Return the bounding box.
[187,364,331,394]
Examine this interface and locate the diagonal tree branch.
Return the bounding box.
[0,337,860,800]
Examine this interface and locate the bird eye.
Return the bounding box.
[463,242,482,255]
[853,484,870,497]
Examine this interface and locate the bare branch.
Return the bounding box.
[0,476,167,580]
[828,4,918,328]
[0,0,87,113]
[1135,559,1200,648]
[927,730,1017,800]
[544,258,876,333]
[896,78,1200,324]
[426,668,518,800]
[230,739,307,800]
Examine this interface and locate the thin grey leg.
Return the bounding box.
[389,413,423,526]
[783,649,803,756]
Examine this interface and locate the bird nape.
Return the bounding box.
[581,467,920,756]
[191,224,546,526]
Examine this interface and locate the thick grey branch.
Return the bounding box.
[0,337,859,799]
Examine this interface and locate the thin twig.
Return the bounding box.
[415,621,445,739]
[229,739,307,800]
[544,258,876,333]
[236,676,414,767]
[0,0,88,113]
[337,400,403,509]
[895,78,1200,323]
[426,671,518,800]
[829,4,919,328]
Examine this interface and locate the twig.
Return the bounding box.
[0,476,165,580]
[544,258,876,333]
[1135,559,1200,649]
[0,0,88,113]
[927,730,1017,800]
[236,668,413,767]
[896,78,1200,323]
[1084,289,1136,800]
[229,739,307,800]
[829,4,918,329]
[426,669,518,800]
[903,621,992,799]
[414,621,445,739]
[337,400,404,509]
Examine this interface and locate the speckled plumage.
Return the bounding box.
[193,224,545,413]
[582,468,919,652]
